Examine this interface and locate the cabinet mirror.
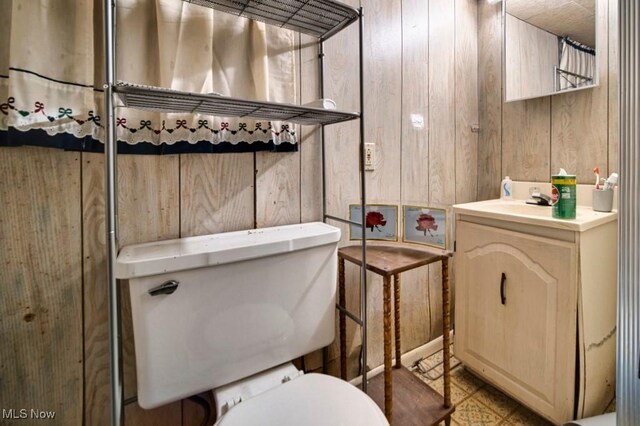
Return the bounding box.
[503,0,598,102]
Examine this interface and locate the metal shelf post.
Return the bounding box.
[357,6,368,392]
[104,0,123,425]
[321,6,368,392]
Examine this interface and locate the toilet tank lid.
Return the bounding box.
[115,222,341,279]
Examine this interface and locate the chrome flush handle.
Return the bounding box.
[148,280,179,296]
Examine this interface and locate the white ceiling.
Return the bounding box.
[507,0,596,47]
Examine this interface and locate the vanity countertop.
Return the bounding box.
[453,199,617,232]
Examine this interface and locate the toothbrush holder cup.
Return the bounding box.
[592,189,614,212]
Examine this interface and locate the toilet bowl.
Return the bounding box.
[116,222,388,425]
[215,373,387,426]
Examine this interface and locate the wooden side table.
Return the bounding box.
[338,244,454,426]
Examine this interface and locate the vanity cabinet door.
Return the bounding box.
[454,221,578,424]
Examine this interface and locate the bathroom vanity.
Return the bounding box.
[453,199,617,425]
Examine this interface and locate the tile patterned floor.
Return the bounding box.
[411,349,616,426]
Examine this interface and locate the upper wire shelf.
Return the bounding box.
[114,81,360,126]
[183,0,359,40]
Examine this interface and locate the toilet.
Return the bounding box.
[116,222,388,425]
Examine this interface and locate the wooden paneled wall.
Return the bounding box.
[478,0,618,200]
[504,13,559,101]
[0,1,478,424]
[323,0,478,378]
[0,148,83,425]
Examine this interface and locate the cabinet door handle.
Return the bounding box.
[500,272,506,305]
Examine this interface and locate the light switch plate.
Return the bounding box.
[365,143,375,171]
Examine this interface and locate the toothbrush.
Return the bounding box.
[593,166,600,189]
[604,172,619,191]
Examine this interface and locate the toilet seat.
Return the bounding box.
[215,373,389,426]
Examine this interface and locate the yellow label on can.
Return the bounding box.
[552,178,576,185]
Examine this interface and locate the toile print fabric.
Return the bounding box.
[0,0,297,153]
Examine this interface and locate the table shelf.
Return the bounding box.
[366,366,455,426]
[338,243,454,425]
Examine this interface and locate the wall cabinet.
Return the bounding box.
[453,204,617,425]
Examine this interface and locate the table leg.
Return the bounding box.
[383,275,393,421]
[393,274,401,369]
[339,257,347,381]
[442,257,451,409]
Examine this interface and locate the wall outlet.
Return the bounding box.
[365,143,375,171]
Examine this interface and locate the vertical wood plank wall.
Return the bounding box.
[478,0,618,200]
[323,0,478,378]
[504,14,559,102]
[0,148,83,426]
[0,1,478,425]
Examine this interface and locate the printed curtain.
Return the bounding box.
[0,0,297,154]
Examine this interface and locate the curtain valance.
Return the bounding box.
[0,0,297,154]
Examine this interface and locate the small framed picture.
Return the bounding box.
[349,204,398,241]
[402,205,447,249]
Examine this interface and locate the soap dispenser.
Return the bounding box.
[501,176,513,200]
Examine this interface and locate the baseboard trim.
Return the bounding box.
[348,331,454,386]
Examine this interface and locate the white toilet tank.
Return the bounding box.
[116,222,341,409]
